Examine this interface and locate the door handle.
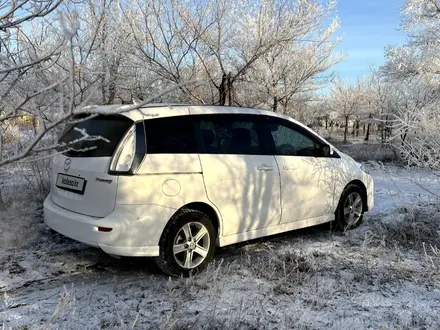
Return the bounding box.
[257,164,273,172]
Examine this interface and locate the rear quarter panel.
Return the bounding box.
[116,154,215,210]
[115,154,221,246]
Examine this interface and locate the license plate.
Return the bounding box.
[56,173,86,194]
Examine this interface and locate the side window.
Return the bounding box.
[145,116,197,154]
[196,116,265,155]
[268,121,323,157]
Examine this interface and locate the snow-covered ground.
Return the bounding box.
[1,163,439,329]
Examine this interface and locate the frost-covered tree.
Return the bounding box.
[0,1,81,165]
[0,0,201,168]
[351,76,388,142]
[329,79,363,143]
[381,76,440,168]
[124,0,341,106]
[247,11,342,113]
[121,0,204,103]
[381,0,440,78]
[0,0,342,166]
[378,0,440,169]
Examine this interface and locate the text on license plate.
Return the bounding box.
[56,174,86,194]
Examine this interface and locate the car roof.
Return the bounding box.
[83,104,262,121]
[82,103,336,149]
[83,103,308,129]
[83,104,314,135]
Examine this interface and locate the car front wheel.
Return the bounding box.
[335,184,364,231]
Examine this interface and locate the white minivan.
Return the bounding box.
[44,104,374,276]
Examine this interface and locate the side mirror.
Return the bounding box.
[322,145,333,157]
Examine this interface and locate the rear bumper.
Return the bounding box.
[44,194,176,257]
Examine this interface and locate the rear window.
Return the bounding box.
[58,115,133,157]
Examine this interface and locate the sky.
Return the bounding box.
[333,0,407,82]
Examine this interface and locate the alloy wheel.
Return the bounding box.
[173,222,210,269]
[343,191,363,227]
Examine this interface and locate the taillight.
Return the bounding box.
[110,125,136,173]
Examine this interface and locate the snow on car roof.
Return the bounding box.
[80,103,261,121]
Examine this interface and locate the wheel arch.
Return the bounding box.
[171,202,221,237]
[343,180,368,212]
[155,202,219,276]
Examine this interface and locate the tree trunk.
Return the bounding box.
[107,57,121,105]
[101,74,107,103]
[219,73,233,106]
[325,117,328,129]
[401,127,408,146]
[227,74,232,106]
[363,124,365,134]
[16,131,20,155]
[0,188,5,211]
[219,73,227,105]
[351,120,356,136]
[385,115,390,141]
[365,123,371,141]
[355,120,360,137]
[344,115,349,143]
[380,123,385,144]
[380,114,389,144]
[272,96,278,112]
[32,116,38,134]
[0,117,5,210]
[107,78,116,105]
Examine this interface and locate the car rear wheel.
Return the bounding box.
[334,184,364,231]
[155,209,216,277]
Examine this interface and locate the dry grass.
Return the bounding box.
[366,207,440,249]
[15,158,51,203]
[0,159,50,212]
[153,214,440,329]
[3,226,440,329]
[244,250,313,295]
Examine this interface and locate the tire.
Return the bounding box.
[334,184,365,231]
[155,209,216,277]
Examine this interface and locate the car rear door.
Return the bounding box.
[194,114,281,236]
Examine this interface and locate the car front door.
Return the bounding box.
[195,114,281,236]
[264,116,338,224]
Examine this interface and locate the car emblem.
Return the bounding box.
[64,158,71,172]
